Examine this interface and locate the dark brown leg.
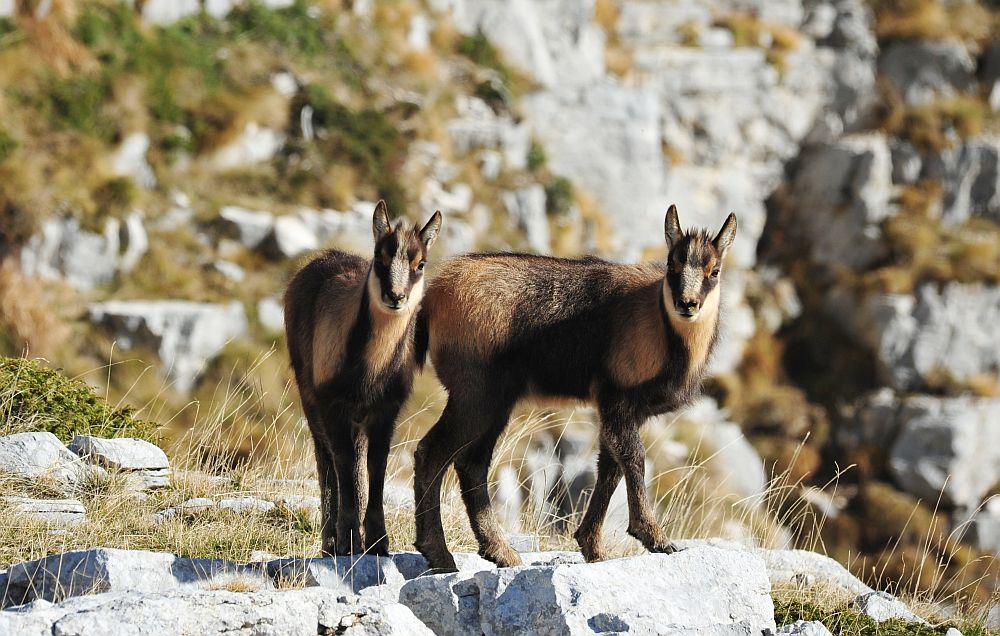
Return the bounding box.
[453,399,521,568]
[601,411,675,555]
[413,401,471,573]
[574,442,623,562]
[363,409,396,556]
[325,410,364,555]
[311,433,340,556]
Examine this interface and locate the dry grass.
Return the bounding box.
[871,0,997,44]
[0,259,72,358]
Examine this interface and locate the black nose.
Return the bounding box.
[386,291,406,304]
[677,298,700,313]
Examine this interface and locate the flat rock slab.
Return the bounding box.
[68,436,168,471]
[0,432,85,484]
[1,497,86,525]
[852,591,926,624]
[399,546,776,635]
[0,587,432,636]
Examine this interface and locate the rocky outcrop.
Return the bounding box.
[502,185,549,253]
[68,436,170,490]
[20,217,124,291]
[924,136,1000,225]
[836,283,1000,391]
[88,300,248,393]
[887,395,1000,509]
[399,546,776,635]
[0,588,431,636]
[879,40,976,106]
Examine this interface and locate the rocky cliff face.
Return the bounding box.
[0,0,998,621]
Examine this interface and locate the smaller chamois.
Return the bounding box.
[414,206,736,571]
[284,201,442,555]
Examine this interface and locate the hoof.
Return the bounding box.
[485,546,522,568]
[415,542,458,573]
[649,542,679,555]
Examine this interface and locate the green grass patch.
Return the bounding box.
[0,357,157,442]
[773,595,978,636]
[544,176,574,217]
[0,128,18,163]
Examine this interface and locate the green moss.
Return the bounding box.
[0,129,18,163]
[773,596,968,636]
[544,176,574,217]
[226,0,331,60]
[527,140,547,172]
[92,177,138,217]
[0,357,158,443]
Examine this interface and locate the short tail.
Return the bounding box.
[414,308,430,369]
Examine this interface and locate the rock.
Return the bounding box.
[438,217,477,256]
[274,494,321,520]
[890,140,922,185]
[212,259,245,282]
[270,71,298,96]
[447,95,530,169]
[140,0,199,26]
[991,82,1000,112]
[399,547,776,635]
[2,548,269,608]
[958,495,1000,555]
[0,432,85,485]
[108,132,156,189]
[295,204,373,252]
[923,136,1000,224]
[68,436,167,471]
[210,122,284,170]
[887,395,1000,508]
[218,205,275,249]
[117,211,148,272]
[1,497,86,525]
[852,590,926,624]
[477,150,502,180]
[20,216,122,291]
[781,133,893,269]
[267,215,319,259]
[0,587,432,635]
[685,398,768,500]
[839,388,903,450]
[216,497,276,514]
[841,283,1000,391]
[204,0,237,20]
[88,300,248,393]
[257,296,285,333]
[420,180,473,216]
[407,13,431,50]
[449,0,605,90]
[0,0,12,17]
[777,620,834,636]
[502,185,549,253]
[879,40,976,106]
[755,548,873,596]
[988,604,1000,628]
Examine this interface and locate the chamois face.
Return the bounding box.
[663,205,737,322]
[369,201,442,313]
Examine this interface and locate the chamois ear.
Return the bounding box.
[372,200,392,242]
[713,213,737,257]
[419,210,443,249]
[664,205,683,250]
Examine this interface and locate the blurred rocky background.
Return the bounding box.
[0,0,998,619]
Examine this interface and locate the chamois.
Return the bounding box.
[284,201,442,556]
[413,205,736,571]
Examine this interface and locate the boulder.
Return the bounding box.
[0,497,86,525]
[210,122,285,170]
[888,395,1000,508]
[851,590,926,624]
[879,40,976,106]
[267,215,319,259]
[399,547,776,635]
[502,185,549,253]
[88,300,248,393]
[218,205,275,249]
[69,436,170,490]
[20,216,122,291]
[754,547,873,596]
[140,0,199,26]
[257,296,285,333]
[777,620,834,636]
[923,136,1000,224]
[2,548,269,608]
[0,588,432,636]
[108,132,155,189]
[782,133,893,269]
[840,283,1000,391]
[0,432,85,485]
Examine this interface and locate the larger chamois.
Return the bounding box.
[284,201,442,556]
[413,205,736,571]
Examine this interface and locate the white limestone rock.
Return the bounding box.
[502,185,549,253]
[218,205,275,249]
[88,300,248,393]
[0,497,86,525]
[0,432,86,485]
[852,590,926,624]
[20,216,122,291]
[108,132,156,189]
[879,40,976,106]
[210,122,285,170]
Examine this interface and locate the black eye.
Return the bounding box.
[711,269,720,278]
[417,261,426,271]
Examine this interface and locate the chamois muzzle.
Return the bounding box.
[675,297,701,318]
[384,290,407,311]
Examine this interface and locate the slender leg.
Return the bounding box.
[573,441,623,562]
[601,409,675,554]
[324,408,364,555]
[311,432,340,556]
[453,398,521,567]
[363,407,397,556]
[413,401,474,573]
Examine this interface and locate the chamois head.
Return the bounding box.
[662,205,737,322]
[369,200,443,313]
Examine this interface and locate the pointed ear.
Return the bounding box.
[419,210,443,249]
[664,204,682,250]
[713,213,737,257]
[372,200,391,242]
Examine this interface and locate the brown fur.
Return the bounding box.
[413,207,736,571]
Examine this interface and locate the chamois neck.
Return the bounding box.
[660,278,721,384]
